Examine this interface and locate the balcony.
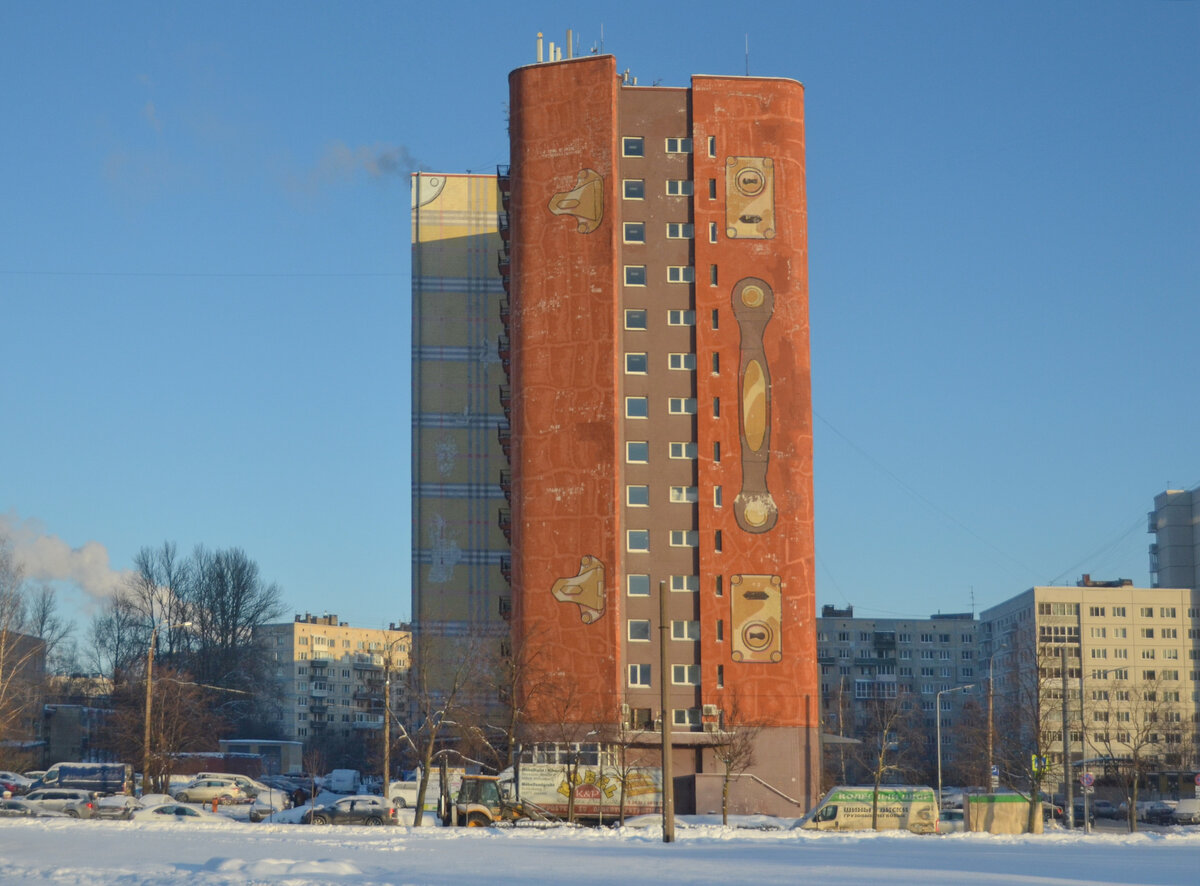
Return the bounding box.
[498,595,512,622]
[499,297,510,326]
[498,334,510,365]
[354,716,384,730]
[310,687,330,698]
[498,508,512,542]
[352,657,382,671]
[309,699,328,712]
[309,657,329,669]
[497,426,511,458]
[353,688,381,701]
[500,554,511,584]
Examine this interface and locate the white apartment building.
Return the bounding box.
[981,578,1200,792]
[256,614,411,743]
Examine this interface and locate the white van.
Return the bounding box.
[798,785,939,834]
[325,769,361,794]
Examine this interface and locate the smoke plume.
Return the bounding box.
[0,513,132,605]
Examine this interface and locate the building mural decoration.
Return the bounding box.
[548,168,604,233]
[426,512,462,584]
[550,554,606,623]
[725,156,776,239]
[730,574,783,663]
[732,276,779,533]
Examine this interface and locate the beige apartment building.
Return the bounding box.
[981,578,1200,795]
[256,614,411,744]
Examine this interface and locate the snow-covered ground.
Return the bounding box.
[1,815,1197,885]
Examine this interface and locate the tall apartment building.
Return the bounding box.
[816,606,980,783]
[498,52,818,813]
[257,614,411,746]
[410,173,509,712]
[1149,487,1200,592]
[981,579,1200,793]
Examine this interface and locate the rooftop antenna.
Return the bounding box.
[745,34,749,76]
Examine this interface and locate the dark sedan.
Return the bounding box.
[305,795,398,826]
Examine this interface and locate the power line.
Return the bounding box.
[1,270,404,278]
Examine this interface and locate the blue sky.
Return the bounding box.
[1,1,1196,637]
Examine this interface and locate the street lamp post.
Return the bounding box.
[986,640,1009,793]
[936,683,976,811]
[143,620,192,794]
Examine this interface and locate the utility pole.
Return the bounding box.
[658,579,674,843]
[1062,644,1073,828]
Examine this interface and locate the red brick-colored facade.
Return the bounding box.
[506,55,817,812]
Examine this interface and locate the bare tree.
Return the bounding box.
[703,694,762,825]
[0,536,46,766]
[407,634,487,825]
[102,663,227,793]
[1089,675,1180,832]
[849,689,923,829]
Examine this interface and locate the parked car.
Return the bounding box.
[1092,799,1118,818]
[0,798,68,818]
[23,787,96,813]
[0,769,33,794]
[64,794,140,820]
[305,794,398,826]
[172,777,244,805]
[130,802,233,823]
[1143,800,1178,825]
[1171,799,1200,825]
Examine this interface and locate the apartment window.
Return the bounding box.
[666,180,693,196]
[626,441,649,462]
[717,664,724,687]
[672,620,700,641]
[1113,627,1127,638]
[707,135,716,157]
[673,707,701,728]
[625,353,647,373]
[715,575,722,596]
[711,352,720,374]
[716,620,724,641]
[1162,628,1178,639]
[625,397,649,418]
[711,308,719,329]
[714,486,723,507]
[667,265,695,283]
[624,309,647,330]
[668,397,697,414]
[628,664,651,687]
[622,136,645,157]
[1090,606,1106,617]
[672,665,700,685]
[628,619,651,641]
[668,353,696,371]
[624,265,647,286]
[708,221,718,243]
[628,574,650,597]
[670,530,699,547]
[671,575,699,592]
[713,440,721,462]
[1161,607,1177,618]
[708,178,716,199]
[670,486,698,503]
[623,222,646,243]
[626,485,650,506]
[666,223,694,239]
[1140,607,1154,618]
[1141,628,1155,639]
[627,530,650,552]
[714,529,722,552]
[623,179,645,199]
[712,397,720,418]
[665,137,692,153]
[1090,627,1107,638]
[1113,648,1128,659]
[669,441,697,459]
[668,310,695,326]
[1112,606,1126,617]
